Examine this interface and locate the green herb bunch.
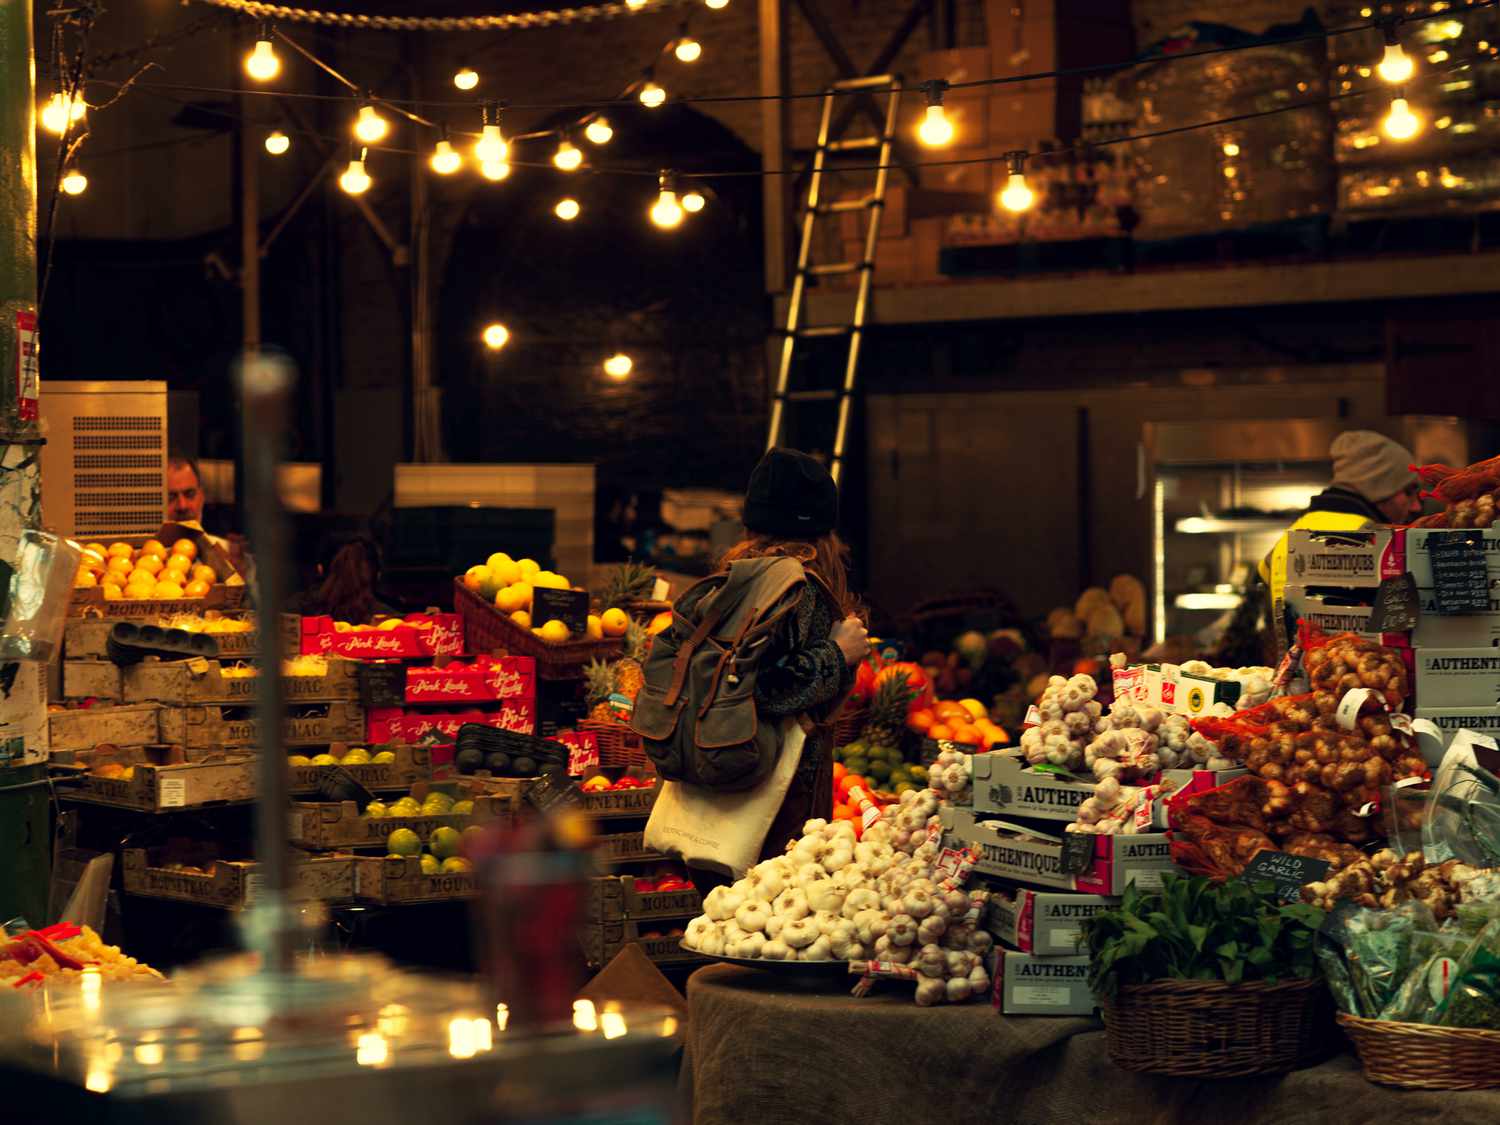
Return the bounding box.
[1083,875,1326,1001]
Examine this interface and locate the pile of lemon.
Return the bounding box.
[463,552,628,644]
[76,539,221,601]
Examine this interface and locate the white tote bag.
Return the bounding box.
[643,719,805,879]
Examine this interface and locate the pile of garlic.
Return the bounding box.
[1069,774,1174,835]
[1019,674,1104,771]
[927,746,972,806]
[1177,660,1275,710]
[680,787,994,1006]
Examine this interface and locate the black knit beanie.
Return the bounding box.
[742,448,838,539]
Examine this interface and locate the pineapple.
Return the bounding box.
[613,617,649,699]
[584,658,618,721]
[601,561,658,611]
[863,671,916,751]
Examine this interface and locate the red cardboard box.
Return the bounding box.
[301,614,464,660]
[404,656,535,705]
[366,700,535,743]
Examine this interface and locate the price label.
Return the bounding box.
[1429,532,1490,615]
[1336,688,1379,730]
[1239,850,1332,904]
[244,873,263,907]
[158,778,186,808]
[14,309,38,423]
[1061,833,1095,875]
[532,587,591,635]
[1367,573,1420,634]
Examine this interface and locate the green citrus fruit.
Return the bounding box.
[386,828,422,856]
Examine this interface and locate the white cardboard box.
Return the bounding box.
[1414,648,1500,709]
[993,950,1096,1015]
[1407,529,1500,590]
[1286,527,1404,590]
[970,753,1094,823]
[1413,588,1500,648]
[985,888,1117,956]
[1414,708,1500,748]
[1283,586,1411,647]
[1112,663,1243,716]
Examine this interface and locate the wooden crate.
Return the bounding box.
[48,704,163,752]
[581,783,660,820]
[62,660,123,702]
[580,920,704,968]
[353,855,477,904]
[62,613,275,660]
[585,875,702,923]
[160,702,365,750]
[54,757,257,812]
[448,774,532,815]
[287,743,434,795]
[287,795,510,850]
[122,657,359,706]
[121,848,356,909]
[594,830,665,865]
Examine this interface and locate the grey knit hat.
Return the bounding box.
[1329,431,1417,502]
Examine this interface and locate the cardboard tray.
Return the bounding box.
[941,807,1176,895]
[121,847,356,909]
[580,920,704,968]
[52,756,257,811]
[585,875,702,923]
[48,704,164,752]
[160,702,366,749]
[287,794,510,850]
[353,855,477,904]
[993,950,1096,1016]
[121,656,360,706]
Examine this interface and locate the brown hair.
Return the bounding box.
[311,538,381,623]
[718,532,859,618]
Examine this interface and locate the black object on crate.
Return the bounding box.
[314,765,378,810]
[107,623,218,665]
[358,662,407,708]
[454,723,568,779]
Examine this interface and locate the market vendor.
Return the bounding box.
[166,454,253,579]
[1260,429,1421,645]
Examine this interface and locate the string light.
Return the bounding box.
[603,353,633,379]
[339,156,371,195]
[639,80,667,109]
[244,26,281,82]
[916,80,954,148]
[429,130,461,175]
[997,150,1035,213]
[453,65,479,91]
[650,172,684,229]
[264,129,290,155]
[553,140,583,171]
[584,116,613,145]
[625,0,648,9]
[480,160,511,182]
[674,36,702,63]
[1377,22,1415,84]
[482,323,510,350]
[354,102,388,144]
[681,187,706,213]
[1382,94,1422,140]
[1222,140,1240,156]
[475,105,509,164]
[705,0,729,9]
[60,166,88,196]
[40,91,85,136]
[555,197,581,221]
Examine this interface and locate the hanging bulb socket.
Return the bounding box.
[1377,17,1415,85]
[453,64,479,91]
[553,139,583,171]
[264,129,291,156]
[917,79,954,148]
[650,171,684,229]
[584,116,614,145]
[475,103,509,164]
[354,99,389,144]
[245,23,281,82]
[998,150,1035,213]
[60,165,88,196]
[430,126,462,175]
[1382,91,1422,141]
[639,72,667,108]
[339,154,372,195]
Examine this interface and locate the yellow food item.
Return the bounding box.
[0,924,162,986]
[516,558,541,581]
[152,579,185,599]
[125,585,153,600]
[135,555,164,577]
[532,571,570,591]
[164,553,192,574]
[282,655,328,676]
[463,564,490,592]
[218,664,258,679]
[139,539,168,560]
[171,538,198,561]
[84,542,107,557]
[79,549,106,571]
[106,555,134,576]
[74,569,98,588]
[103,585,123,601]
[127,571,156,590]
[586,614,603,640]
[489,556,521,586]
[510,610,531,630]
[183,579,211,597]
[333,621,353,633]
[958,698,987,722]
[538,619,571,644]
[600,608,629,637]
[191,564,217,585]
[106,542,134,559]
[377,618,404,631]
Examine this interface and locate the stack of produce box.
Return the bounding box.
[361,653,540,761]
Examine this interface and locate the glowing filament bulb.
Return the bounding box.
[475,123,508,164]
[480,160,511,182]
[482,323,510,350]
[339,158,372,195]
[354,104,388,144]
[625,0,648,9]
[555,198,581,221]
[553,141,583,171]
[639,82,667,108]
[41,91,85,135]
[245,37,281,82]
[60,167,88,195]
[705,0,729,9]
[917,103,954,147]
[650,189,683,228]
[573,999,598,1032]
[999,170,1034,213]
[264,130,290,155]
[430,139,461,175]
[1377,42,1414,84]
[604,353,633,379]
[1382,96,1422,141]
[585,117,613,145]
[681,188,705,213]
[453,66,479,91]
[674,37,702,63]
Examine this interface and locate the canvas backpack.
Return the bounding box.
[629,556,808,791]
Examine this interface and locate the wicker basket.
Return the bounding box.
[454,580,622,680]
[1100,977,1332,1078]
[832,703,868,748]
[1338,1013,1500,1089]
[579,718,647,769]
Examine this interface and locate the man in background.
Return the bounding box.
[166,456,207,526]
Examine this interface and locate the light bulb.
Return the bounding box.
[917,103,954,147]
[639,82,667,109]
[650,189,684,229]
[354,104,388,144]
[585,117,613,145]
[245,38,281,82]
[480,160,511,182]
[1382,96,1422,141]
[603,353,633,379]
[553,141,582,171]
[554,198,581,221]
[625,0,648,9]
[482,323,510,350]
[475,123,508,164]
[60,168,87,196]
[40,91,84,135]
[429,139,461,175]
[1377,42,1414,84]
[339,158,371,195]
[1221,141,1240,157]
[999,171,1034,213]
[264,130,290,155]
[681,188,705,213]
[453,66,479,91]
[674,37,702,63]
[705,0,729,9]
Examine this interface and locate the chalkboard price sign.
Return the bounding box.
[1429,531,1490,616]
[1240,850,1332,904]
[1061,832,1096,875]
[1367,573,1420,634]
[532,587,591,635]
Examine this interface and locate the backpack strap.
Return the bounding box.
[664,586,736,708]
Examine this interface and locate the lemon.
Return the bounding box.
[365,800,389,818]
[310,753,338,766]
[342,748,372,765]
[485,552,514,574]
[450,799,474,816]
[586,614,604,640]
[510,610,531,630]
[486,554,521,586]
[371,750,396,764]
[386,828,422,856]
[419,854,441,875]
[377,618,404,631]
[539,619,571,644]
[516,558,540,581]
[463,564,491,593]
[424,792,455,811]
[599,607,630,637]
[288,754,312,766]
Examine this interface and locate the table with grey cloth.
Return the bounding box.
[679,964,1500,1124]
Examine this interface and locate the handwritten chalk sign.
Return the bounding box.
[1240,850,1332,904]
[1367,573,1420,634]
[532,587,591,635]
[1061,833,1096,875]
[1430,532,1490,615]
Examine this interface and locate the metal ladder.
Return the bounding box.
[766,74,901,485]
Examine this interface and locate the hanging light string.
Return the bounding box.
[190,0,696,32]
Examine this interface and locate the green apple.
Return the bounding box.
[386,828,422,856]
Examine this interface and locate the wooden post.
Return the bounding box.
[240,87,261,357]
[759,0,790,294]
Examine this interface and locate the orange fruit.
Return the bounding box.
[184,579,211,597]
[191,564,216,585]
[74,569,98,588]
[171,538,198,561]
[135,554,164,577]
[908,709,935,734]
[102,584,123,601]
[106,542,133,559]
[928,723,953,742]
[509,610,531,630]
[600,607,629,637]
[950,725,983,747]
[84,542,107,557]
[152,579,185,599]
[106,555,134,577]
[832,803,853,822]
[838,774,866,799]
[832,762,847,785]
[125,584,153,600]
[139,539,168,560]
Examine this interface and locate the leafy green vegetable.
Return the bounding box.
[1083,875,1325,1001]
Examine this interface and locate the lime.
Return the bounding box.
[365,801,389,819]
[867,760,892,781]
[424,792,455,812]
[371,750,396,764]
[310,753,338,766]
[450,799,474,816]
[440,857,473,874]
[387,828,422,856]
[844,757,869,777]
[909,765,928,783]
[844,740,868,759]
[342,748,372,765]
[288,754,312,766]
[419,854,441,875]
[894,781,917,796]
[428,826,462,860]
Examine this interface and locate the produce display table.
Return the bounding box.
[681,965,1500,1124]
